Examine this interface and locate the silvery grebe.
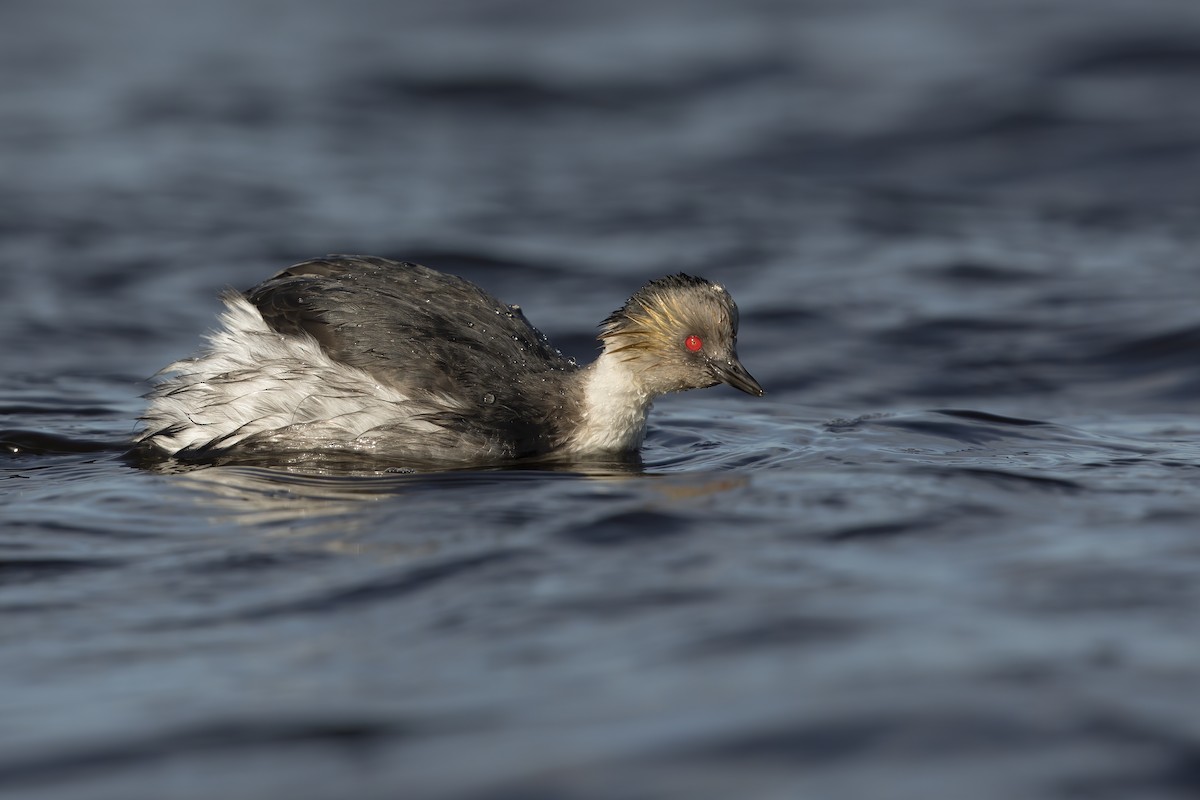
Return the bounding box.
[137,255,762,464]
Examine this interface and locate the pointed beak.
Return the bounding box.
[711,354,764,397]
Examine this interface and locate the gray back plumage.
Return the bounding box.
[246,255,581,456]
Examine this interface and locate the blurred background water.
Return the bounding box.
[4,1,1200,798]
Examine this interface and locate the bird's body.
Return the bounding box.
[137,256,761,466]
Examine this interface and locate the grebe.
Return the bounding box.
[137,255,762,465]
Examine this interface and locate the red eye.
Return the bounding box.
[684,334,703,352]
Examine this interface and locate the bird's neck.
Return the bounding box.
[565,350,654,454]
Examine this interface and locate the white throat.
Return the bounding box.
[566,352,654,454]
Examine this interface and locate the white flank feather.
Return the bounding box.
[139,294,450,454]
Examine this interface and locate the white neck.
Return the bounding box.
[565,352,654,454]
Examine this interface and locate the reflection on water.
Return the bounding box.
[152,445,757,537]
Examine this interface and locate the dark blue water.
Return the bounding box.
[4,1,1200,797]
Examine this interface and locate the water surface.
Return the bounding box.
[4,1,1200,798]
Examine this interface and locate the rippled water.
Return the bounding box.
[4,1,1200,798]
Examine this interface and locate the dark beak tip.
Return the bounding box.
[713,358,764,398]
